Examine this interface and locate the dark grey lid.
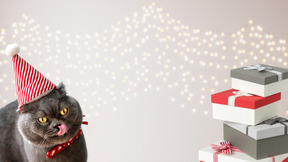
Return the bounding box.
[231,64,288,85]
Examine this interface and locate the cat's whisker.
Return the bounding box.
[33,131,50,162]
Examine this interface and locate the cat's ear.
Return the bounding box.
[56,82,67,96]
[20,103,34,114]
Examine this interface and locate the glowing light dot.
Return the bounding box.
[270,35,273,39]
[277,47,281,51]
[192,108,196,113]
[270,47,274,51]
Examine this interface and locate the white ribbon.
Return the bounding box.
[244,64,283,81]
[228,91,252,106]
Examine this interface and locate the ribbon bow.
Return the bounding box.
[263,117,288,125]
[228,91,252,106]
[211,141,234,154]
[244,64,272,72]
[233,91,252,97]
[210,141,244,162]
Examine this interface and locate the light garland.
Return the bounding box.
[0,3,287,117]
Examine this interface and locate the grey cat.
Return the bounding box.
[0,83,87,162]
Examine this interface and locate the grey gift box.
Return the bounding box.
[231,64,288,85]
[231,64,288,97]
[223,119,288,160]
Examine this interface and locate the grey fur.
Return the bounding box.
[0,83,87,162]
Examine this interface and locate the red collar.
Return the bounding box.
[46,128,82,158]
[46,117,88,159]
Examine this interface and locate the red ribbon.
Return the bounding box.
[210,141,243,162]
[46,115,88,158]
[82,115,88,125]
[210,142,276,162]
[269,156,275,162]
[47,129,82,158]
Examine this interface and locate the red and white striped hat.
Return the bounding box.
[5,43,56,112]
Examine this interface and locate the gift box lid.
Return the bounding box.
[231,64,288,85]
[224,118,288,140]
[211,89,281,109]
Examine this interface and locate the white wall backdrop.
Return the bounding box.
[0,0,288,161]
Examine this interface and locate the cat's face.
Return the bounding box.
[17,83,83,147]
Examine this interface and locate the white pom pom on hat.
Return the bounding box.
[5,43,20,57]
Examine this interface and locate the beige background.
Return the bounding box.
[0,0,288,161]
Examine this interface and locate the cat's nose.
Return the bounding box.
[54,124,61,131]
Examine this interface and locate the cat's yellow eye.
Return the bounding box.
[38,117,47,123]
[60,108,68,116]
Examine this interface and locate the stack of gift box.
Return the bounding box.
[199,64,288,162]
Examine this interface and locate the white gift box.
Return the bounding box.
[231,78,288,97]
[212,101,280,125]
[199,140,288,162]
[211,89,281,125]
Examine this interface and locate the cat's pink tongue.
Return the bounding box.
[57,123,68,136]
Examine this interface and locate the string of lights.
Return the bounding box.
[0,2,287,117]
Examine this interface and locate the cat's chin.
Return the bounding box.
[26,132,72,147]
[45,133,73,145]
